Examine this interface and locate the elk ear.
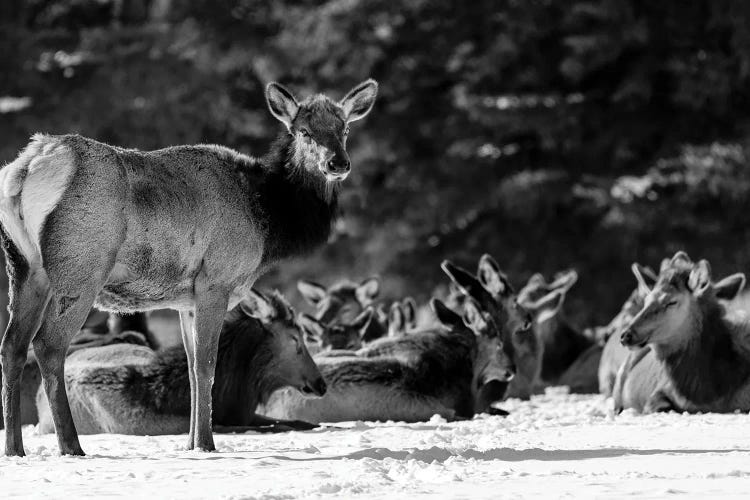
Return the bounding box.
[355,277,380,306]
[531,290,565,324]
[713,273,747,300]
[670,251,692,266]
[688,259,712,296]
[477,254,513,297]
[340,79,378,123]
[387,303,405,337]
[441,260,485,299]
[402,297,417,329]
[266,82,299,130]
[297,280,328,307]
[526,273,546,288]
[641,265,658,288]
[659,258,670,273]
[431,298,463,329]
[298,314,324,345]
[350,308,375,338]
[550,269,578,292]
[631,263,653,297]
[240,289,277,322]
[462,297,488,337]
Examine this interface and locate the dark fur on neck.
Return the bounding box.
[538,318,593,383]
[240,131,339,265]
[657,300,750,406]
[138,307,287,425]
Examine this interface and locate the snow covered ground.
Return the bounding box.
[3,388,750,499]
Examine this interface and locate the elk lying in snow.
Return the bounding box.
[516,270,594,388]
[0,80,377,455]
[615,252,750,413]
[298,277,418,348]
[597,264,658,396]
[260,298,515,423]
[298,277,381,326]
[441,255,531,405]
[299,308,376,353]
[37,290,325,435]
[298,277,389,347]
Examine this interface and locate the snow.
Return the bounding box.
[3,388,750,499]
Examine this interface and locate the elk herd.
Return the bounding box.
[1,79,749,458]
[5,249,750,451]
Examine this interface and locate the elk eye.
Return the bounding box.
[300,129,311,138]
[665,301,678,309]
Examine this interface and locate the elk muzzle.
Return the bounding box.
[301,376,327,397]
[325,156,350,178]
[481,365,516,386]
[620,327,647,348]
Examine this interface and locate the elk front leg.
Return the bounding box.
[189,283,228,452]
[179,310,197,450]
[644,389,679,414]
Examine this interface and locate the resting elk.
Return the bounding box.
[616,252,750,413]
[36,290,325,434]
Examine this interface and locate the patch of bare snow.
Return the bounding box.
[3,390,750,498]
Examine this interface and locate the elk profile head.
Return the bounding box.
[240,289,327,397]
[621,253,746,349]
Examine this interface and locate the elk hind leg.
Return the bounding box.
[1,268,51,456]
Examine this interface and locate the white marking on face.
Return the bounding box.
[292,131,331,176]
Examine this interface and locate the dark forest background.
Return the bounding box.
[3,0,750,328]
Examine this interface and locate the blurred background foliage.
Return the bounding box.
[3,0,750,328]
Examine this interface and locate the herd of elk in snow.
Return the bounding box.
[1,78,750,458]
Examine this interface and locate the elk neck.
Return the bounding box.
[211,308,292,422]
[241,131,340,266]
[655,300,750,406]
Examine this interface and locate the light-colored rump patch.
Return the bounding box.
[0,134,76,265]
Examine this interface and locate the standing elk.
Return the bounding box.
[616,252,750,413]
[0,79,377,455]
[36,289,324,434]
[260,297,515,423]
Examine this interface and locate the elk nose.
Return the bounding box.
[620,329,636,346]
[312,377,327,397]
[327,158,350,175]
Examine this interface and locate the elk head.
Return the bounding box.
[240,289,326,397]
[266,80,378,182]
